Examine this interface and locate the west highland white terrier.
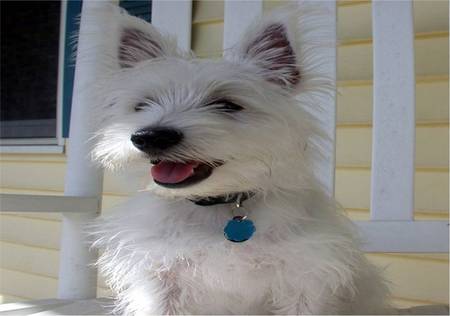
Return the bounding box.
[89,3,390,315]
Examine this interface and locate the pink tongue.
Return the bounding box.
[151,161,196,184]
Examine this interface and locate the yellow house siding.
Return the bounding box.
[338,78,449,124]
[338,1,449,39]
[367,254,449,304]
[338,34,449,81]
[0,0,448,308]
[0,161,126,301]
[336,125,449,167]
[0,268,57,300]
[193,0,223,23]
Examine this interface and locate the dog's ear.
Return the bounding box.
[232,12,301,91]
[117,10,180,68]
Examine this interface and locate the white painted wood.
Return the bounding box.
[0,298,112,315]
[151,0,192,51]
[370,0,415,221]
[223,0,263,52]
[0,299,71,315]
[0,138,58,145]
[357,221,449,253]
[321,1,338,196]
[57,0,118,300]
[2,299,446,316]
[31,298,112,315]
[0,145,64,154]
[0,194,99,213]
[354,1,447,254]
[312,0,337,196]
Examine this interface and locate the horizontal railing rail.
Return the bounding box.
[357,221,449,253]
[0,193,100,213]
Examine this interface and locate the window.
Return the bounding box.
[1,1,61,141]
[0,0,152,149]
[119,0,152,22]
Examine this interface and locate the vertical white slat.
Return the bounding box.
[311,0,337,197]
[223,0,263,52]
[58,0,119,300]
[151,0,192,51]
[370,0,415,221]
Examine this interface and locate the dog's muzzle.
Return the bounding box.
[130,126,220,188]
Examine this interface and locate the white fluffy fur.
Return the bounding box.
[88,2,391,315]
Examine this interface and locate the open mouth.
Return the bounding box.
[150,160,218,188]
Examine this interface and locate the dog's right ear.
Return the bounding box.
[117,8,180,68]
[228,8,301,92]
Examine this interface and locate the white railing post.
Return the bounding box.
[58,0,117,300]
[355,0,447,253]
[370,0,415,221]
[151,0,192,51]
[314,0,337,197]
[223,0,263,52]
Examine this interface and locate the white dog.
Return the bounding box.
[89,3,390,315]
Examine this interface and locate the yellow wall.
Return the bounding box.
[1,0,448,308]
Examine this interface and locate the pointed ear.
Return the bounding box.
[117,9,180,68]
[233,14,301,90]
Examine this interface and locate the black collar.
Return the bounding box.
[190,191,255,206]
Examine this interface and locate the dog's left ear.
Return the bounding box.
[232,12,301,91]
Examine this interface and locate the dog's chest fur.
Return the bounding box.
[92,192,388,315]
[150,248,278,314]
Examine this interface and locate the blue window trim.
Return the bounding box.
[62,0,151,138]
[62,0,82,138]
[119,0,152,22]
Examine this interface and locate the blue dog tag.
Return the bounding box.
[224,216,255,242]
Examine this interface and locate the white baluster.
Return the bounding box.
[152,0,192,51]
[223,0,263,52]
[58,0,116,299]
[370,0,415,221]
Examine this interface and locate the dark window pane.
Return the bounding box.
[119,0,152,22]
[1,1,61,138]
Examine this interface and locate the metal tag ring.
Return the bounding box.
[232,206,248,220]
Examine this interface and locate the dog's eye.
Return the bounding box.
[207,99,244,113]
[134,102,150,112]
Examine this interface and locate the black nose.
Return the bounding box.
[130,127,183,153]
